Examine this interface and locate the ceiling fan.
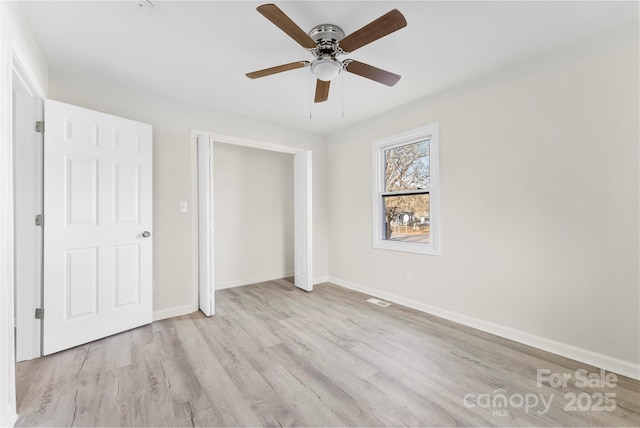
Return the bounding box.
[246,4,407,103]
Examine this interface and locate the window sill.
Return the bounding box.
[373,240,440,255]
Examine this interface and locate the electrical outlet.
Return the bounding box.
[179,201,188,212]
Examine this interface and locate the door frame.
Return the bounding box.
[12,56,44,361]
[2,48,47,425]
[190,130,313,315]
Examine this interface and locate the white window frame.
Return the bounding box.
[372,123,440,255]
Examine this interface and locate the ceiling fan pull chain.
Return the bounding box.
[341,70,345,119]
[309,70,313,119]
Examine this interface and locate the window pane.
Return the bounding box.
[383,193,430,243]
[384,140,430,192]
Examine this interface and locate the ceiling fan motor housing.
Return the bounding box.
[309,24,345,44]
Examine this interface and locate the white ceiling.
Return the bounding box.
[20,1,639,135]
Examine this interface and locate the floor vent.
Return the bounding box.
[366,297,391,307]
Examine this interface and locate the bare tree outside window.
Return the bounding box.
[383,140,430,243]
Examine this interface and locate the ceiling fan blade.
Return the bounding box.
[339,9,407,53]
[344,60,401,86]
[257,4,317,49]
[315,79,330,103]
[246,61,308,79]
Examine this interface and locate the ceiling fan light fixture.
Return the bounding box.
[311,57,342,81]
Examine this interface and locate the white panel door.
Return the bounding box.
[43,99,153,355]
[294,150,312,291]
[197,136,214,316]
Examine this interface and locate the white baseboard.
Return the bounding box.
[153,274,329,322]
[2,404,17,428]
[216,271,295,290]
[216,274,329,290]
[314,275,330,284]
[329,276,640,381]
[153,303,198,322]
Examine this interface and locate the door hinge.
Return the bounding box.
[35,214,43,226]
[35,121,44,133]
[34,308,44,319]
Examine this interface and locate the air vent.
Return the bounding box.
[366,297,391,307]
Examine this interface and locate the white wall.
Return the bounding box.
[48,69,329,319]
[0,2,49,426]
[2,15,638,428]
[327,21,639,378]
[213,142,294,288]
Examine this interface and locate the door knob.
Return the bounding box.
[142,231,151,238]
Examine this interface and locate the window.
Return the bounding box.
[372,123,440,255]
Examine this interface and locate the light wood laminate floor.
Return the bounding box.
[15,280,640,427]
